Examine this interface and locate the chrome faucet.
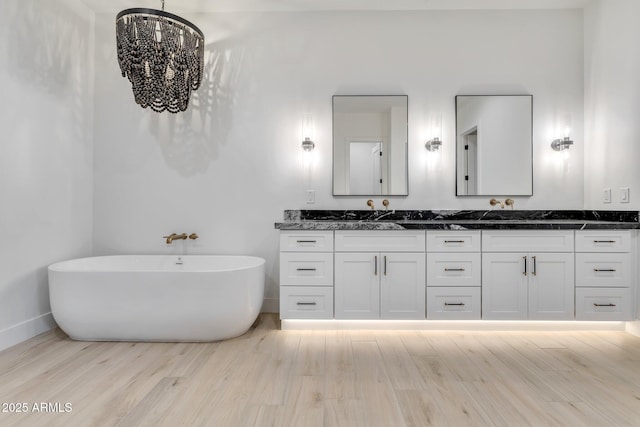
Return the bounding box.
[163,233,188,244]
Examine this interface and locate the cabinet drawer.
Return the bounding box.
[575,288,632,321]
[575,253,631,288]
[482,230,574,253]
[280,231,334,252]
[427,253,481,287]
[335,231,425,252]
[279,252,333,286]
[427,287,481,320]
[575,231,631,253]
[426,231,481,252]
[280,286,334,319]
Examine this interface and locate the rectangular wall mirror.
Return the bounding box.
[456,95,533,196]
[333,95,408,196]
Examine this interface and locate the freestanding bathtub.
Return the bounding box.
[48,255,265,342]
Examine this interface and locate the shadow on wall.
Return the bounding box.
[5,0,92,146]
[145,42,246,177]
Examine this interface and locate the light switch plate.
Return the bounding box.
[603,188,611,204]
[306,190,315,204]
[620,187,630,203]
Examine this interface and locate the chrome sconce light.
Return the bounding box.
[425,137,442,152]
[425,114,443,152]
[302,137,315,152]
[301,114,315,151]
[551,136,574,152]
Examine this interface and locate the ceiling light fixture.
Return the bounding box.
[116,0,205,113]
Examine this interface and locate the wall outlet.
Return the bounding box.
[306,190,315,204]
[620,187,630,203]
[603,188,611,204]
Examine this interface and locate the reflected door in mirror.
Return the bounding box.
[333,95,408,196]
[456,95,533,196]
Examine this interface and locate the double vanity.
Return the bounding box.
[276,210,639,325]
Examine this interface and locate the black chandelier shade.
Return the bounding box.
[116,8,205,113]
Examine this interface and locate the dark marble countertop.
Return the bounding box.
[275,210,640,230]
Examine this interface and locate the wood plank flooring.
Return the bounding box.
[1,315,640,426]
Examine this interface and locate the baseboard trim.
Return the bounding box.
[0,313,57,352]
[282,319,627,332]
[626,320,640,337]
[261,298,279,314]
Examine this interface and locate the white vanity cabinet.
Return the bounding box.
[334,231,426,320]
[279,231,334,319]
[482,231,575,320]
[426,231,482,320]
[575,231,633,320]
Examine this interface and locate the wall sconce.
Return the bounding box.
[301,114,315,152]
[425,114,443,152]
[551,136,573,152]
[551,127,573,160]
[425,137,442,152]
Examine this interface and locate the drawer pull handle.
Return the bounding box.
[593,240,616,243]
[296,268,317,272]
[297,302,317,306]
[593,268,616,272]
[532,256,537,276]
[523,256,527,276]
[384,256,387,276]
[444,302,465,306]
[444,240,465,243]
[296,240,317,244]
[593,303,616,307]
[444,268,466,272]
[374,256,378,276]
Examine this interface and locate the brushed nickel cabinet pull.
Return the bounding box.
[532,256,537,276]
[296,302,317,306]
[593,240,616,243]
[593,303,616,307]
[444,240,465,243]
[444,268,466,272]
[523,256,527,276]
[444,302,465,306]
[594,268,616,272]
[296,268,317,272]
[384,256,387,276]
[374,256,378,276]
[297,240,317,243]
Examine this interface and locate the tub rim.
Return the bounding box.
[48,254,266,274]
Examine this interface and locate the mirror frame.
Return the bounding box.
[332,94,409,197]
[455,94,533,197]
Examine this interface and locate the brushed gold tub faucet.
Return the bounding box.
[163,233,188,244]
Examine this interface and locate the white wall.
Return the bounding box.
[0,0,94,350]
[584,0,640,210]
[92,10,584,310]
[583,0,640,322]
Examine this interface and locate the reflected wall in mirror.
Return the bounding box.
[456,95,533,196]
[333,95,408,196]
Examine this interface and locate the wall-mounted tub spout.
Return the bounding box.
[163,233,188,244]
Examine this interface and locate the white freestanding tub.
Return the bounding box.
[48,255,265,342]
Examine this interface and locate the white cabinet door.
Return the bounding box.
[528,253,574,320]
[482,253,528,320]
[380,253,426,320]
[335,253,380,319]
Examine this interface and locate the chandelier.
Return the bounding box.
[116,1,205,113]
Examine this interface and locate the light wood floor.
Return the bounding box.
[1,315,640,427]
